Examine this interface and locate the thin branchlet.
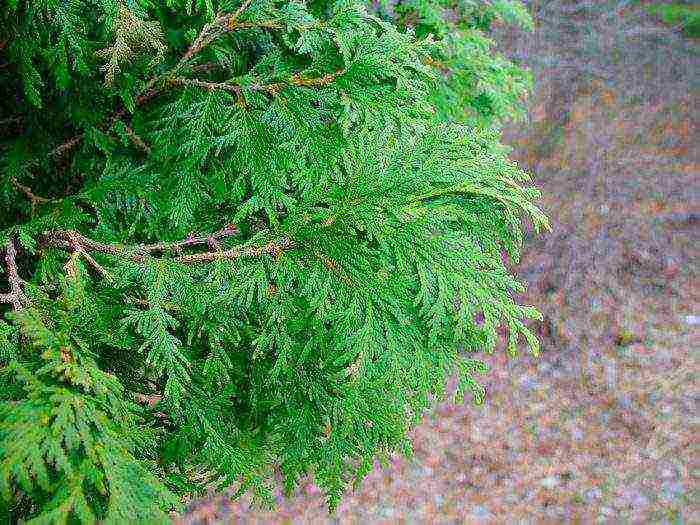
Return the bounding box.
[50,0,270,159]
[173,237,294,263]
[167,70,344,96]
[0,238,28,310]
[2,0,545,520]
[38,226,292,266]
[2,226,291,309]
[11,177,51,211]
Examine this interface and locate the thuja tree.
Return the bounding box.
[0,0,547,521]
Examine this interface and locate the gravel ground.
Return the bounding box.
[179,2,699,523]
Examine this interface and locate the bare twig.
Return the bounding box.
[121,122,152,154]
[226,20,282,30]
[40,225,240,260]
[0,227,293,303]
[49,0,273,159]
[168,69,344,96]
[78,249,114,281]
[167,77,246,94]
[128,224,241,253]
[173,0,259,73]
[11,177,51,213]
[173,237,294,263]
[167,1,270,80]
[190,62,222,74]
[230,0,255,22]
[49,135,83,158]
[0,238,29,311]
[37,225,293,268]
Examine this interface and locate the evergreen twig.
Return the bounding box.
[167,70,344,96]
[38,225,250,264]
[11,177,51,213]
[0,238,28,310]
[49,1,273,159]
[0,0,544,520]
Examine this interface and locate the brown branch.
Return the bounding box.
[49,135,83,158]
[226,20,282,30]
[48,0,273,159]
[38,226,294,269]
[191,62,223,74]
[167,77,245,94]
[40,225,242,262]
[46,229,291,265]
[121,122,152,154]
[78,249,114,281]
[173,237,294,264]
[175,17,227,70]
[168,69,344,97]
[0,238,29,311]
[42,231,123,257]
[173,0,265,69]
[131,224,241,253]
[11,177,51,213]
[230,0,255,22]
[170,2,268,78]
[1,226,298,313]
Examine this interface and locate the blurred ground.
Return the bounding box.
[179,1,699,523]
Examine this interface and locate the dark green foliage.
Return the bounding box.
[645,2,700,38]
[1,0,546,521]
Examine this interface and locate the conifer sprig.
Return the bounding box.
[1,0,546,521]
[168,69,344,96]
[49,0,273,159]
[38,227,291,265]
[0,239,28,311]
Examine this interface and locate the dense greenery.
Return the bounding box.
[1,0,546,521]
[645,2,700,38]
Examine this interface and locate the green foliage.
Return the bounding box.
[0,0,546,521]
[645,2,700,38]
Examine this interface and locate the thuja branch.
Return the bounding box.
[50,0,277,158]
[11,177,52,213]
[38,227,294,266]
[2,227,293,309]
[173,237,294,263]
[0,238,29,310]
[40,225,239,259]
[167,70,344,96]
